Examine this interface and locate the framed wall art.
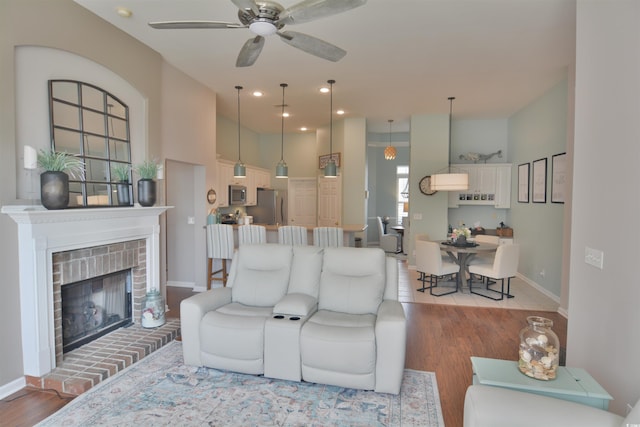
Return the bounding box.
[318,152,341,169]
[518,163,530,203]
[551,152,567,203]
[532,157,547,203]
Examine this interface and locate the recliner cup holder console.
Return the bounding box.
[273,314,300,321]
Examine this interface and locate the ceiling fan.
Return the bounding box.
[149,0,367,67]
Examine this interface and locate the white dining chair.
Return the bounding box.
[278,225,308,246]
[206,224,235,288]
[415,240,460,296]
[238,224,266,245]
[376,216,399,253]
[312,227,343,247]
[468,243,520,300]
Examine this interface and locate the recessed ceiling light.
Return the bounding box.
[116,7,132,18]
[337,109,345,115]
[300,127,308,131]
[319,87,329,93]
[282,112,289,118]
[253,91,263,97]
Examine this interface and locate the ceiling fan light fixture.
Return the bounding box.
[249,20,277,36]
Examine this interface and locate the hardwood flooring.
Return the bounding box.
[0,280,567,427]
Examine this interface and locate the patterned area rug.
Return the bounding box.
[38,341,444,426]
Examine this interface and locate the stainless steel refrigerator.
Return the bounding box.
[247,188,287,225]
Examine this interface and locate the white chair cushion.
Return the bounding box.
[301,310,376,375]
[318,247,386,315]
[287,246,324,297]
[231,244,293,307]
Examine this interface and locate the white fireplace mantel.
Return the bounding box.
[1,205,171,377]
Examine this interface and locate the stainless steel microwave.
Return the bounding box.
[229,185,247,205]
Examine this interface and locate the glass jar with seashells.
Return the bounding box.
[518,316,560,380]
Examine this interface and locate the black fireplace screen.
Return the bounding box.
[61,269,132,352]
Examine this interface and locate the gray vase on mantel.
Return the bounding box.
[40,171,69,210]
[137,179,156,207]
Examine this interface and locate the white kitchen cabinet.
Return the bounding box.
[217,160,270,207]
[216,160,234,207]
[448,164,511,208]
[254,169,271,189]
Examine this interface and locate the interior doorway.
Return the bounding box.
[165,159,207,291]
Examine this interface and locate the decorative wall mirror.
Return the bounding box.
[49,80,132,207]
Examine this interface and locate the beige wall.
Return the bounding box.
[0,0,219,392]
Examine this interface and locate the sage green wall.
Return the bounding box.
[508,78,568,298]
[216,115,261,166]
[407,114,450,262]
[258,132,320,190]
[366,145,410,243]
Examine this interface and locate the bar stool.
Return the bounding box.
[278,225,308,246]
[313,227,343,247]
[238,224,266,245]
[206,224,234,289]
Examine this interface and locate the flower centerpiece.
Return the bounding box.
[451,226,471,245]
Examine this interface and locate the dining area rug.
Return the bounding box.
[37,341,444,426]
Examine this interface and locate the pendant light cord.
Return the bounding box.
[328,79,335,157]
[448,96,455,169]
[236,85,243,163]
[280,83,287,161]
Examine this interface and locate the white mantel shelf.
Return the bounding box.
[2,205,172,377]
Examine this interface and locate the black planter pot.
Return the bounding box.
[137,179,156,207]
[40,171,69,210]
[116,182,131,206]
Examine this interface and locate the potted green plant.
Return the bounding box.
[134,159,159,207]
[37,149,84,210]
[112,163,132,206]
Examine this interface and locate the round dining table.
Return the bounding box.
[438,240,499,292]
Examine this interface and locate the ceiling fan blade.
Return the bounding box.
[231,0,260,15]
[277,31,346,62]
[236,36,265,67]
[149,20,244,29]
[277,0,366,26]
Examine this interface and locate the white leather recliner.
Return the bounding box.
[464,385,640,427]
[181,244,406,394]
[300,247,406,394]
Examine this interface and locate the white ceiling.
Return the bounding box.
[74,0,576,134]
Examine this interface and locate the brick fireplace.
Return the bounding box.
[1,205,170,379]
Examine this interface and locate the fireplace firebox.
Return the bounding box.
[61,270,133,352]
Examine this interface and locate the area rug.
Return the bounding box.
[37,341,444,426]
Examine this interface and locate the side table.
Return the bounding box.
[471,356,613,410]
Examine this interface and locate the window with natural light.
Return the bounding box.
[397,165,409,225]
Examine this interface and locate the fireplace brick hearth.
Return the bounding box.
[26,319,180,395]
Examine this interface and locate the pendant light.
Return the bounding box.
[324,79,337,178]
[430,97,469,191]
[233,85,246,178]
[276,83,289,178]
[384,119,397,160]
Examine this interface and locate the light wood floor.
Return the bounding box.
[0,259,567,427]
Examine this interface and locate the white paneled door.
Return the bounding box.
[287,178,317,227]
[317,175,342,227]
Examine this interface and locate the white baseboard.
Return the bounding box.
[516,273,561,304]
[166,280,196,289]
[0,376,26,400]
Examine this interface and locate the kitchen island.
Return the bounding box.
[226,224,367,247]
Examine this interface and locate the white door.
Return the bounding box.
[317,175,342,227]
[287,178,317,227]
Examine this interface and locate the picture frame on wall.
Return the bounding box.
[532,157,547,203]
[551,152,567,203]
[318,153,341,169]
[518,163,530,203]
